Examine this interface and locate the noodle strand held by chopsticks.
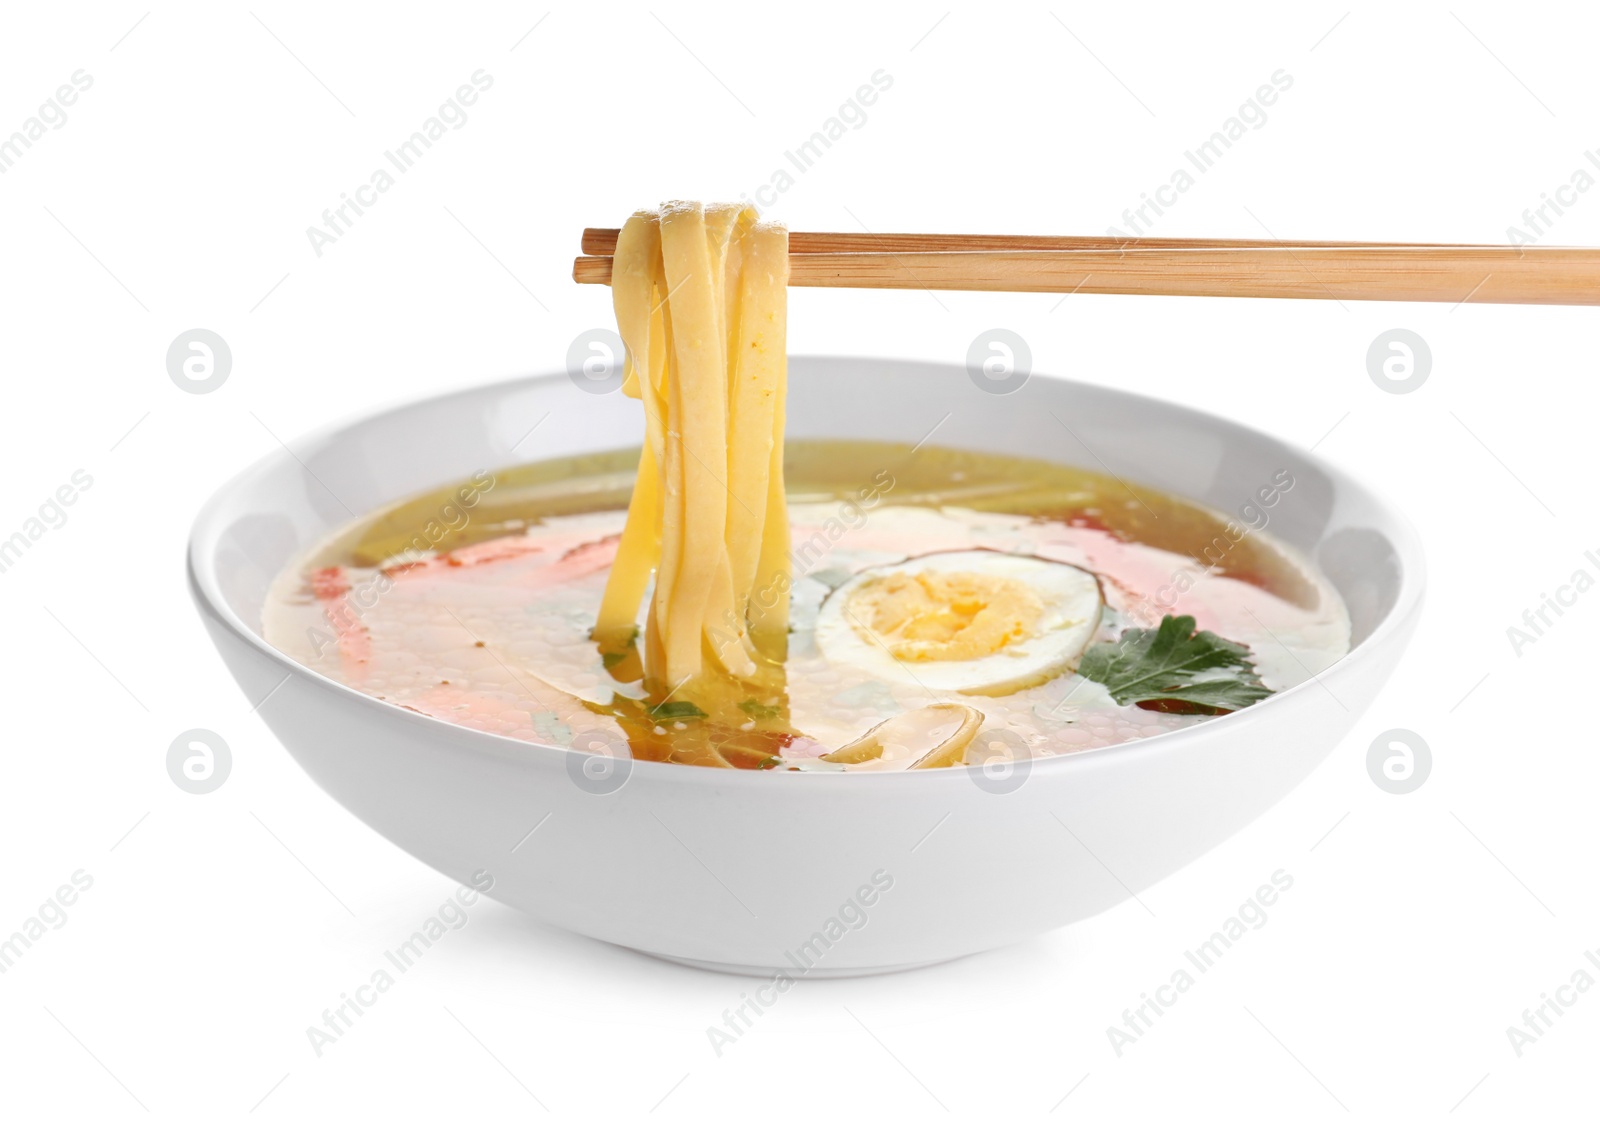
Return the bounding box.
[594,203,790,688]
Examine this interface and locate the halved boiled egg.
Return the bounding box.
[814,550,1103,696]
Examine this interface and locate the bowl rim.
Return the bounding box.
[187,359,1427,786]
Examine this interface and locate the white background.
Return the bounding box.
[1,1,1596,1119]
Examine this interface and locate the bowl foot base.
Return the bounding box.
[642,951,959,978]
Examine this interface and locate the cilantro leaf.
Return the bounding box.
[738,698,782,720]
[1076,615,1272,714]
[648,700,707,721]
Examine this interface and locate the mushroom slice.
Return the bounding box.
[822,704,984,769]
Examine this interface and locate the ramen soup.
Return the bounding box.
[264,441,1350,771]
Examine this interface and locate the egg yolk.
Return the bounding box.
[849,570,1044,661]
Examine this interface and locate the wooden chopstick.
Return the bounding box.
[573,238,1600,306]
[579,227,1497,255]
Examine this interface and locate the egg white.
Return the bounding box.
[812,550,1103,696]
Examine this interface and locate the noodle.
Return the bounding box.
[595,203,791,689]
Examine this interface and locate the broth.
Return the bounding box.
[263,440,1349,771]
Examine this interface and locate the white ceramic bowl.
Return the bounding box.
[189,358,1423,976]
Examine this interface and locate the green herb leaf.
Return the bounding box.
[649,700,708,721]
[601,651,628,669]
[738,698,782,720]
[1076,614,1272,714]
